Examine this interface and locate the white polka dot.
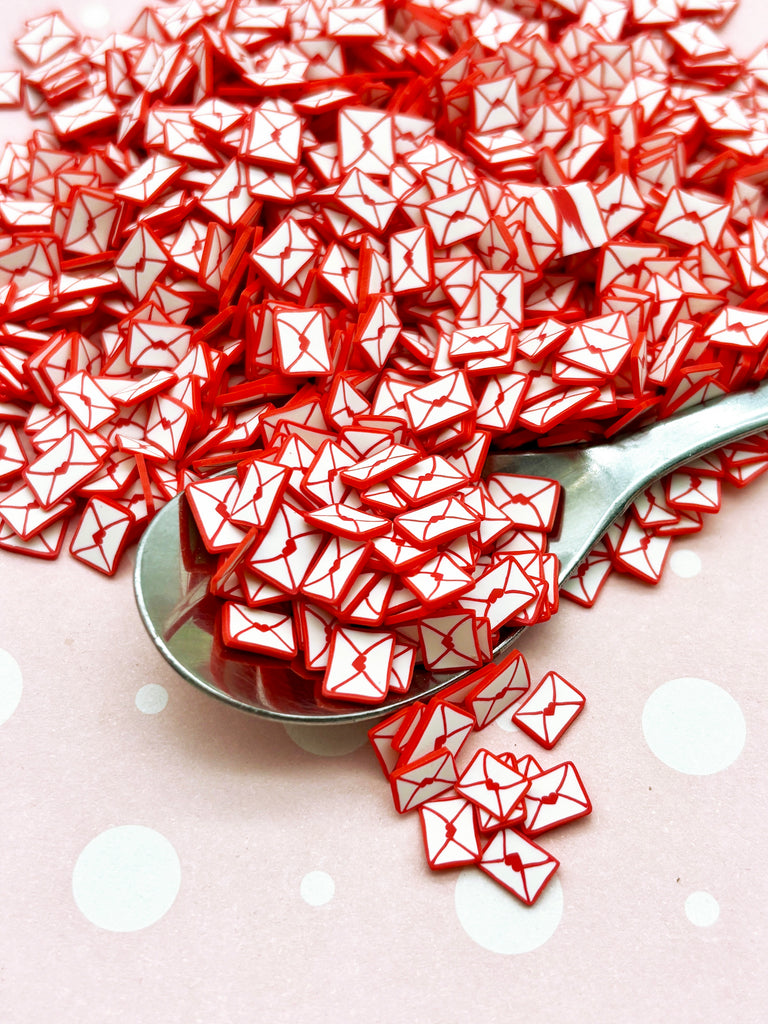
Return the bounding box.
[454,868,563,954]
[284,721,369,756]
[642,677,746,775]
[669,549,702,578]
[493,709,516,733]
[0,648,22,725]
[78,4,111,29]
[72,826,181,932]
[300,870,335,906]
[135,683,168,714]
[685,890,719,927]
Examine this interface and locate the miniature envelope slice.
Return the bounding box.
[325,374,371,429]
[521,762,592,837]
[423,184,489,246]
[303,503,390,539]
[198,160,254,226]
[560,542,613,607]
[455,749,530,821]
[470,271,523,329]
[418,610,487,672]
[250,217,318,290]
[459,483,515,550]
[458,556,538,631]
[557,312,633,377]
[335,568,383,616]
[419,797,481,869]
[612,518,672,583]
[126,320,192,371]
[294,602,335,671]
[301,441,357,507]
[63,188,121,256]
[400,698,476,765]
[0,70,21,107]
[466,648,530,728]
[423,155,473,196]
[299,535,370,607]
[241,102,302,167]
[632,481,680,528]
[0,195,47,227]
[485,474,561,531]
[389,226,433,294]
[326,4,387,38]
[51,94,118,140]
[115,224,168,301]
[475,755,526,831]
[665,470,721,513]
[114,153,183,205]
[338,107,394,178]
[401,551,474,606]
[167,218,208,275]
[236,570,284,609]
[185,475,246,553]
[246,503,326,594]
[479,828,559,905]
[472,75,520,133]
[0,483,74,540]
[404,371,474,434]
[23,430,102,509]
[274,307,331,376]
[340,443,421,488]
[597,242,666,293]
[69,497,134,576]
[229,461,290,529]
[334,169,397,234]
[340,572,390,626]
[390,456,469,507]
[449,322,511,362]
[55,371,117,432]
[0,516,68,560]
[595,172,647,238]
[446,433,492,484]
[222,603,297,660]
[512,671,586,749]
[654,187,730,249]
[318,242,359,307]
[321,626,396,704]
[354,294,401,369]
[145,396,193,461]
[474,372,529,434]
[390,747,458,813]
[706,306,768,349]
[394,496,479,548]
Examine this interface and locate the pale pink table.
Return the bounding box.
[1,2,768,1021]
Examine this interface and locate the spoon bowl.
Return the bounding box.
[134,382,768,724]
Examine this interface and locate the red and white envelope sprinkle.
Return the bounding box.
[0,0,765,904]
[371,652,591,905]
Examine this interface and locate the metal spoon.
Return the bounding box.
[134,382,768,724]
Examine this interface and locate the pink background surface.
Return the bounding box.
[2,1,768,1022]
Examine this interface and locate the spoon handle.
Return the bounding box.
[598,379,768,483]
[487,381,768,585]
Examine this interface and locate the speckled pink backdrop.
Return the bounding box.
[2,2,768,1021]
